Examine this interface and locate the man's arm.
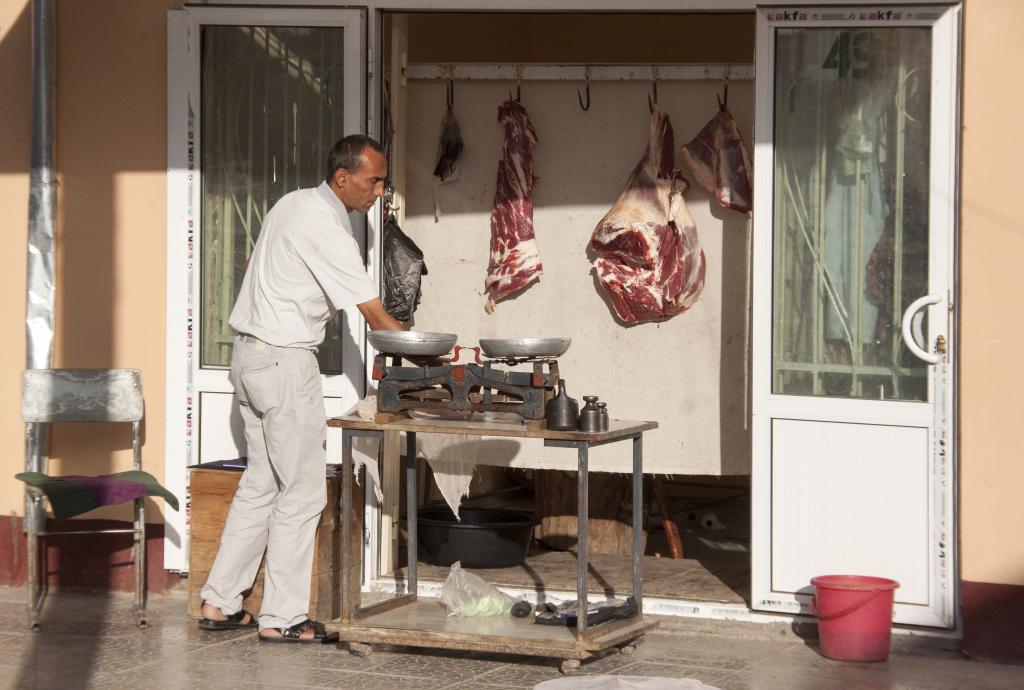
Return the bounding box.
[357,297,407,332]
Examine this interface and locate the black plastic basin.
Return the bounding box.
[417,506,536,569]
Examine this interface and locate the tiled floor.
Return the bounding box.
[2,586,1021,690]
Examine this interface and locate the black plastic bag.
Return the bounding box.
[382,216,428,322]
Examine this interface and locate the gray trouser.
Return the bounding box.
[200,335,327,630]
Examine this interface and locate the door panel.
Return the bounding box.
[198,392,244,462]
[752,5,958,628]
[771,419,929,605]
[165,7,367,571]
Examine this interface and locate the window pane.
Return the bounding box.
[772,27,931,401]
[200,25,348,371]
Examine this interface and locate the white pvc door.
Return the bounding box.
[165,7,368,570]
[751,5,959,627]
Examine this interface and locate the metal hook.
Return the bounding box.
[446,79,454,109]
[716,65,729,111]
[648,66,659,113]
[577,66,591,111]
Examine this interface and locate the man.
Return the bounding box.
[198,135,405,643]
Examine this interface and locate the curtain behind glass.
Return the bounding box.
[201,25,347,371]
[772,27,931,401]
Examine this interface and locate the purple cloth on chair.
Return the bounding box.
[59,475,150,506]
[14,471,173,520]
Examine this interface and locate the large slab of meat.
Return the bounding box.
[680,107,753,215]
[590,106,706,325]
[484,100,541,314]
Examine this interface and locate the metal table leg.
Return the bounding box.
[405,431,418,597]
[576,440,589,637]
[632,434,644,612]
[341,428,354,623]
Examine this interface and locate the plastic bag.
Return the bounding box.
[382,215,428,322]
[439,561,511,617]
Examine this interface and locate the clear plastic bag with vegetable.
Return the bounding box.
[439,561,512,617]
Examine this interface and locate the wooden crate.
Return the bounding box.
[187,464,362,622]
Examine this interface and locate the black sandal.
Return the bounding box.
[258,619,339,644]
[198,607,258,630]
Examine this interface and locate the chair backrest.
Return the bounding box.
[21,368,144,423]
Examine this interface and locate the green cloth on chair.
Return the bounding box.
[16,471,179,520]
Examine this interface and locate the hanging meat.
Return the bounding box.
[484,99,541,314]
[590,105,706,325]
[432,85,465,223]
[680,106,753,215]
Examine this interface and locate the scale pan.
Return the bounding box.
[479,337,571,358]
[368,330,457,356]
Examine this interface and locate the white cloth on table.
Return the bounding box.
[345,394,484,518]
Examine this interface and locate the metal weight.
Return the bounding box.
[579,396,601,433]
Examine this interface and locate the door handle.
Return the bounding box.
[901,294,944,364]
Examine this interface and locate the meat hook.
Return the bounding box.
[446,78,455,109]
[717,81,729,111]
[509,65,522,102]
[648,80,658,113]
[648,66,659,112]
[577,66,591,111]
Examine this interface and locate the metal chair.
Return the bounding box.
[21,368,147,629]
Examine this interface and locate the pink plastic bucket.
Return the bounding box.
[811,575,900,662]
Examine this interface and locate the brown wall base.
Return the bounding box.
[963,580,1024,664]
[0,515,178,594]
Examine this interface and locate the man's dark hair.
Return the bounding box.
[325,134,385,183]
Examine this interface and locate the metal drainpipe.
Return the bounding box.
[24,0,56,531]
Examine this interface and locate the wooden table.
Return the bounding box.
[327,415,659,672]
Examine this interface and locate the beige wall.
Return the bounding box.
[0,0,175,522]
[404,82,754,476]
[398,13,754,474]
[0,0,32,519]
[959,0,1024,586]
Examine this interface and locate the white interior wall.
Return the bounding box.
[399,77,753,475]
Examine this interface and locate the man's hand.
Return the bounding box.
[357,297,406,332]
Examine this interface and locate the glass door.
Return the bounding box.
[165,7,367,571]
[773,25,932,402]
[200,24,352,373]
[751,6,959,628]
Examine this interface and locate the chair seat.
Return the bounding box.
[16,471,178,520]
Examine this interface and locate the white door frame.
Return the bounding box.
[165,5,368,571]
[750,5,960,628]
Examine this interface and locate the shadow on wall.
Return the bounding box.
[403,75,756,475]
[7,0,176,483]
[3,1,177,685]
[714,196,753,476]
